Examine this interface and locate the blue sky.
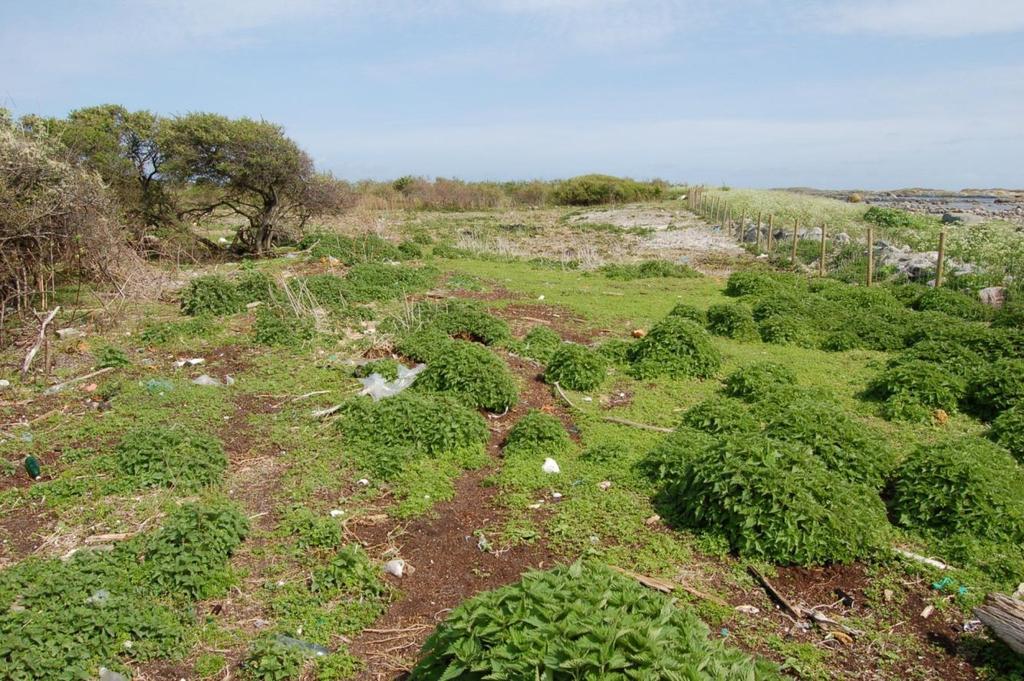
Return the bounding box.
[2,1,1022,189]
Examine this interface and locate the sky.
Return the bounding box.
[1,0,1022,189]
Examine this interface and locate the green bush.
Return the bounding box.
[549,174,664,206]
[180,275,243,316]
[595,338,633,365]
[415,300,510,345]
[299,232,402,264]
[668,435,890,564]
[504,410,571,455]
[518,325,562,362]
[395,327,453,364]
[353,358,401,381]
[992,301,1024,329]
[415,340,518,411]
[637,427,716,484]
[680,397,759,435]
[990,405,1024,464]
[705,303,759,341]
[398,240,423,259]
[292,273,349,310]
[866,360,966,422]
[280,505,342,550]
[762,398,896,488]
[820,331,859,352]
[242,635,305,681]
[758,314,817,347]
[863,206,918,229]
[335,392,489,457]
[115,426,226,491]
[965,358,1024,420]
[628,317,721,379]
[544,344,607,391]
[410,562,780,680]
[725,270,803,298]
[723,362,797,402]
[340,263,438,303]
[893,339,985,378]
[599,259,697,280]
[666,303,706,325]
[890,438,1024,544]
[236,269,279,303]
[253,305,316,347]
[914,287,991,321]
[311,544,387,598]
[95,345,131,369]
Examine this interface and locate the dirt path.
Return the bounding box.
[349,355,566,679]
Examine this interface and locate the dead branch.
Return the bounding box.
[893,547,951,571]
[601,416,674,433]
[975,593,1024,655]
[610,565,730,606]
[20,306,59,376]
[42,366,114,395]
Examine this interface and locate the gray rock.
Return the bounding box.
[833,232,851,245]
[979,286,1008,308]
[941,212,964,224]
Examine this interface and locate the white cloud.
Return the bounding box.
[813,0,1024,37]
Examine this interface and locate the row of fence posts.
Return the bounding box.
[685,185,949,287]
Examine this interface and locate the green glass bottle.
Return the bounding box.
[24,455,41,480]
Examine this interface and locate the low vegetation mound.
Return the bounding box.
[599,259,697,281]
[866,360,966,422]
[680,397,759,435]
[544,344,607,391]
[299,232,402,264]
[115,426,227,491]
[514,325,562,362]
[414,300,510,345]
[705,303,759,341]
[415,339,518,411]
[913,287,991,321]
[890,438,1024,544]
[668,434,889,565]
[628,317,721,379]
[723,362,797,402]
[758,314,817,347]
[236,269,279,303]
[549,174,665,206]
[990,405,1024,463]
[666,303,707,325]
[341,262,438,303]
[637,427,717,484]
[504,410,572,456]
[410,562,780,680]
[180,275,243,316]
[965,358,1024,421]
[252,304,316,347]
[725,270,804,298]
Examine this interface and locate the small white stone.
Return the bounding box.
[735,605,760,615]
[383,559,405,578]
[537,295,545,300]
[329,509,345,517]
[542,458,560,474]
[597,480,612,491]
[357,478,370,486]
[551,492,563,499]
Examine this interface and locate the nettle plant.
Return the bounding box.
[410,562,781,680]
[965,358,1024,421]
[669,434,890,565]
[114,425,227,491]
[866,360,965,423]
[990,405,1024,463]
[628,316,721,380]
[723,362,797,402]
[680,397,759,436]
[413,299,511,345]
[705,303,759,342]
[543,343,607,391]
[252,304,316,347]
[516,325,563,363]
[180,274,244,316]
[504,409,572,457]
[414,339,519,412]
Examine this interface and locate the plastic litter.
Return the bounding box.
[597,480,612,491]
[144,378,173,395]
[542,458,560,474]
[173,358,204,368]
[357,478,370,486]
[551,492,563,499]
[383,559,406,578]
[274,634,330,657]
[0,379,10,390]
[85,589,110,605]
[357,363,426,401]
[329,509,345,518]
[734,605,760,615]
[24,456,41,480]
[98,668,128,681]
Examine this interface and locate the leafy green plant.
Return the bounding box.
[548,174,665,205]
[723,362,797,402]
[665,302,706,325]
[410,561,781,680]
[140,316,216,346]
[758,314,817,347]
[990,405,1024,464]
[279,505,342,550]
[341,263,438,303]
[965,358,1024,420]
[180,275,243,316]
[725,270,804,298]
[628,317,721,379]
[299,232,402,264]
[253,305,316,347]
[705,303,759,341]
[242,635,305,681]
[680,397,759,435]
[667,434,889,565]
[353,358,401,381]
[237,269,279,303]
[504,410,571,455]
[866,360,965,422]
[637,427,716,484]
[595,338,632,365]
[516,325,562,363]
[544,344,606,391]
[115,425,227,491]
[913,287,991,321]
[599,259,697,281]
[95,344,131,368]
[311,544,387,598]
[414,300,510,345]
[890,437,1024,544]
[415,339,518,411]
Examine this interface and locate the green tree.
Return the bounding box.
[160,113,314,254]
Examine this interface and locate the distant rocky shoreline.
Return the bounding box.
[790,188,1024,226]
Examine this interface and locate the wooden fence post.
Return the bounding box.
[936,230,947,287]
[819,222,827,276]
[866,227,875,287]
[767,214,774,252]
[756,212,763,251]
[790,218,799,265]
[737,211,745,241]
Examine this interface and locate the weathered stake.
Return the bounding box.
[936,230,947,287]
[819,222,827,276]
[756,211,763,251]
[767,214,775,251]
[866,227,875,287]
[790,218,799,265]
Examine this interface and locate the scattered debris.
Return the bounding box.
[173,357,205,367]
[894,548,950,571]
[921,605,935,619]
[357,478,370,486]
[275,634,330,657]
[192,374,234,387]
[357,363,426,401]
[631,328,647,338]
[24,455,41,480]
[383,559,406,578]
[98,668,128,681]
[55,327,81,340]
[597,480,612,491]
[43,366,113,395]
[609,565,729,606]
[735,605,760,615]
[883,589,894,602]
[551,492,563,499]
[644,514,661,526]
[542,458,561,474]
[329,509,345,518]
[0,379,9,390]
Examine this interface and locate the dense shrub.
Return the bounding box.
[599,259,697,280]
[415,300,510,345]
[549,174,664,206]
[252,305,316,347]
[863,206,918,229]
[353,358,401,381]
[395,327,454,364]
[820,331,860,352]
[544,344,607,391]
[762,398,896,488]
[415,340,518,411]
[890,438,1024,544]
[517,325,562,362]
[723,362,797,402]
[758,314,817,347]
[705,303,759,341]
[965,359,1024,420]
[866,360,966,422]
[820,311,906,352]
[504,410,571,455]
[992,301,1024,329]
[893,340,984,378]
[666,303,706,325]
[914,287,991,321]
[180,275,243,316]
[637,427,716,484]
[885,282,929,307]
[725,270,803,298]
[668,434,889,565]
[341,263,438,303]
[115,426,226,491]
[680,397,759,435]
[628,317,721,379]
[236,269,279,303]
[990,405,1024,463]
[595,338,633,365]
[411,562,780,680]
[299,232,402,264]
[398,240,423,259]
